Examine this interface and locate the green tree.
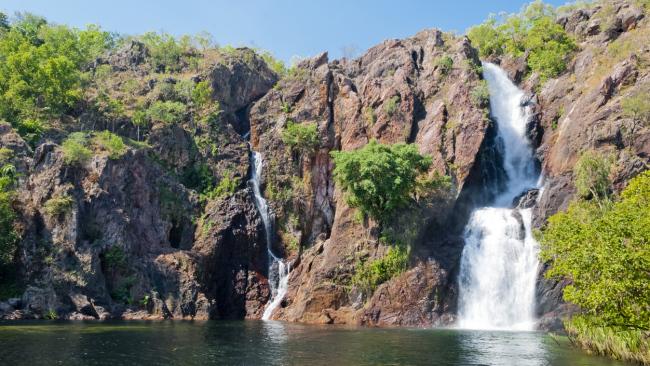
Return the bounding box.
[574,150,612,201]
[61,132,92,165]
[281,120,319,155]
[146,101,187,124]
[621,91,650,147]
[331,141,433,223]
[539,170,650,331]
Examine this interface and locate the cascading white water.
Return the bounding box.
[457,63,541,331]
[248,150,290,320]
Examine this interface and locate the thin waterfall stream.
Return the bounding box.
[248,149,290,320]
[457,63,542,331]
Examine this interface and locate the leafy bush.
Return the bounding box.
[621,91,650,146]
[103,245,127,271]
[435,55,454,76]
[43,194,74,217]
[94,131,127,159]
[192,80,212,108]
[281,121,319,154]
[0,15,113,134]
[574,150,612,200]
[384,96,400,116]
[140,32,189,72]
[467,1,576,81]
[61,132,92,165]
[201,172,240,201]
[146,101,187,124]
[352,245,408,294]
[0,191,18,268]
[470,80,490,108]
[538,170,650,362]
[363,106,376,126]
[258,50,287,76]
[331,140,432,222]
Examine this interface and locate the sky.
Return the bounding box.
[1,0,568,62]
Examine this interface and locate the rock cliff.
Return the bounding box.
[0,0,647,329]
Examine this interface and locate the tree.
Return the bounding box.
[621,91,650,147]
[573,150,612,201]
[539,170,650,331]
[281,120,319,155]
[331,141,433,223]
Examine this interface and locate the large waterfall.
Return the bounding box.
[457,63,541,331]
[248,150,290,320]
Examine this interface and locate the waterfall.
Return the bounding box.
[248,150,290,320]
[457,63,541,331]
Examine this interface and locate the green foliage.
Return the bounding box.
[565,315,649,364]
[43,194,74,217]
[0,16,113,134]
[384,96,400,117]
[435,55,454,75]
[539,170,650,334]
[363,106,377,126]
[93,130,127,159]
[621,90,650,146]
[470,80,490,108]
[258,50,287,76]
[467,1,576,81]
[140,32,190,72]
[16,118,46,146]
[0,191,18,268]
[201,172,240,201]
[44,308,58,320]
[352,245,408,294]
[331,140,432,223]
[103,245,127,271]
[281,120,319,155]
[61,132,92,165]
[191,80,212,108]
[146,101,187,124]
[573,150,612,200]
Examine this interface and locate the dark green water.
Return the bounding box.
[0,320,627,366]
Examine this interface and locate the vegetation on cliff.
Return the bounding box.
[468,0,576,81]
[0,149,19,299]
[539,170,650,364]
[331,140,447,223]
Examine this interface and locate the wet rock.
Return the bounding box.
[513,189,539,209]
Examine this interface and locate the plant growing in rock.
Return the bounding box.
[621,90,650,146]
[281,120,319,155]
[363,106,377,127]
[43,194,75,217]
[94,130,127,159]
[146,101,187,124]
[331,140,433,223]
[435,55,454,76]
[470,80,490,108]
[61,132,92,165]
[352,244,408,294]
[384,96,400,117]
[573,150,613,201]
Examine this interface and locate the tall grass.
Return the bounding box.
[566,316,650,365]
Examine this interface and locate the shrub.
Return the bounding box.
[0,191,18,268]
[146,101,187,124]
[140,32,188,72]
[281,121,319,154]
[331,140,432,222]
[352,245,408,294]
[258,50,287,76]
[363,106,377,126]
[61,132,92,165]
[467,1,576,81]
[201,173,240,201]
[435,55,454,76]
[103,245,127,271]
[94,131,127,159]
[384,96,400,117]
[470,80,490,108]
[192,80,212,108]
[0,16,113,132]
[43,194,74,217]
[538,170,650,362]
[574,150,612,200]
[621,91,650,146]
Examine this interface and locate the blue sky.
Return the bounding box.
[1,0,568,62]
